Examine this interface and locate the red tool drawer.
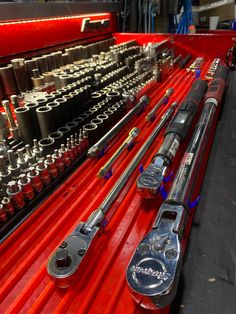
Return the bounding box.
[0,14,234,314]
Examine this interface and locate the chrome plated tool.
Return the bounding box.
[47,102,176,282]
[98,127,140,178]
[126,65,229,310]
[88,95,150,158]
[146,88,174,121]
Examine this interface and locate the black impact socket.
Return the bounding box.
[51,91,61,98]
[88,107,98,119]
[36,98,48,107]
[65,121,78,135]
[58,126,71,140]
[25,103,41,139]
[14,107,36,145]
[103,109,116,126]
[38,137,55,156]
[46,101,62,129]
[0,65,19,96]
[73,116,84,129]
[69,91,80,118]
[63,94,74,122]
[90,118,105,141]
[36,106,56,138]
[48,131,63,147]
[54,98,68,125]
[97,113,109,132]
[83,122,98,146]
[107,106,119,123]
[44,94,55,102]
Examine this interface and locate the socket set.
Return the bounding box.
[0,12,234,313]
[0,37,187,239]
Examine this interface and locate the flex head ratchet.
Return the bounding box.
[126,203,187,309]
[137,156,167,198]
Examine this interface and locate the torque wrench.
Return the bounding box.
[126,65,229,310]
[137,79,208,197]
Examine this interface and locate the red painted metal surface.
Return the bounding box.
[114,33,234,59]
[0,13,116,60]
[0,19,234,313]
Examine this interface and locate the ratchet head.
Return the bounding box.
[126,203,186,310]
[137,156,166,198]
[47,221,100,285]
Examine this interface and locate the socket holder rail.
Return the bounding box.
[0,150,87,242]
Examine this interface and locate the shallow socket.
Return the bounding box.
[38,137,55,156]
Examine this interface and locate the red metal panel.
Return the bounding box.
[114,33,234,59]
[0,13,116,59]
[0,26,233,313]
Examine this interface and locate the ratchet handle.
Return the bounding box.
[213,64,229,81]
[205,65,229,104]
[184,79,208,106]
[164,80,208,139]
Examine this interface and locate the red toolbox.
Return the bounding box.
[0,11,234,314]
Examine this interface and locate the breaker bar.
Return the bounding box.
[47,101,177,282]
[126,65,229,310]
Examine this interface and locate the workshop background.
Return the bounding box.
[0,1,236,314]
